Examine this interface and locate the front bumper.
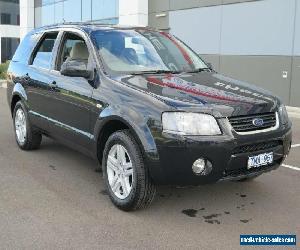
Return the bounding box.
[147,119,292,185]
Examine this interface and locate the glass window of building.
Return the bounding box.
[34,0,119,27]
[1,13,11,24]
[0,0,20,25]
[54,1,64,24]
[82,0,91,22]
[1,37,20,62]
[63,0,81,22]
[92,0,118,21]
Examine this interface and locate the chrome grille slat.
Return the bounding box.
[228,112,277,133]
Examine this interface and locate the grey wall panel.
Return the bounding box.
[170,0,200,10]
[169,6,222,54]
[149,0,170,13]
[197,0,222,8]
[200,54,220,72]
[293,0,300,56]
[290,57,300,106]
[221,0,295,56]
[219,55,292,104]
[149,13,169,30]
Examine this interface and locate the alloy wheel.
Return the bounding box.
[106,144,134,199]
[15,108,27,145]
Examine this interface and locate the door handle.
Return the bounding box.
[49,81,57,89]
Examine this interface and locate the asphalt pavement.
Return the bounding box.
[0,87,299,249]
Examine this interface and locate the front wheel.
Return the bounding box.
[102,130,156,211]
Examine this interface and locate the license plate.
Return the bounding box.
[248,152,273,169]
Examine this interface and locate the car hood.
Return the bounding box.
[113,72,280,117]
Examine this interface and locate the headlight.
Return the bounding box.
[279,104,289,124]
[162,112,221,135]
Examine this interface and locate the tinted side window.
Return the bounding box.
[12,32,40,64]
[32,32,58,70]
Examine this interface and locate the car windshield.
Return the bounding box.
[91,29,208,74]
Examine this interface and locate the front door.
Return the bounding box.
[47,31,96,149]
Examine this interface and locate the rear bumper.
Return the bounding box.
[147,121,292,185]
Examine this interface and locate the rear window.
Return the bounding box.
[31,32,58,70]
[12,32,41,64]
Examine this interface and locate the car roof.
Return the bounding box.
[32,22,158,34]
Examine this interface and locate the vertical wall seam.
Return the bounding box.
[219,4,224,72]
[289,0,297,105]
[80,0,82,21]
[91,0,93,21]
[33,0,35,29]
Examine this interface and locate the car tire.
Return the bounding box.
[13,101,42,150]
[102,130,156,211]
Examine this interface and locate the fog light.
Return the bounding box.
[192,158,212,176]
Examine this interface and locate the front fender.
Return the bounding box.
[94,105,159,160]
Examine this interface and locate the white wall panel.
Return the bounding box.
[119,0,148,26]
[169,6,222,54]
[221,0,296,56]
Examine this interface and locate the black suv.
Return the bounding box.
[7,24,292,211]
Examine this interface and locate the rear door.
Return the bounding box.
[25,31,60,131]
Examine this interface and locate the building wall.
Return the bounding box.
[0,0,20,63]
[149,0,300,107]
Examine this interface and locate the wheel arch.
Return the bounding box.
[10,94,22,117]
[94,114,158,165]
[10,83,28,117]
[95,116,145,163]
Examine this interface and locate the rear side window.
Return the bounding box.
[12,32,41,64]
[32,32,58,70]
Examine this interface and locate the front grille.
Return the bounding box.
[232,140,282,154]
[228,112,277,133]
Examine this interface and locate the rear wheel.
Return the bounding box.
[102,130,156,211]
[13,101,42,150]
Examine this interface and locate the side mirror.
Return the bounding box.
[60,60,92,79]
[206,62,214,71]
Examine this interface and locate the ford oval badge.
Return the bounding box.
[252,118,264,127]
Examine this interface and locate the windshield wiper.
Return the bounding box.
[131,70,181,75]
[187,68,211,73]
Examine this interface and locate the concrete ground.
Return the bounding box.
[0,87,299,249]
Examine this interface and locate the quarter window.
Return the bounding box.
[32,32,58,69]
